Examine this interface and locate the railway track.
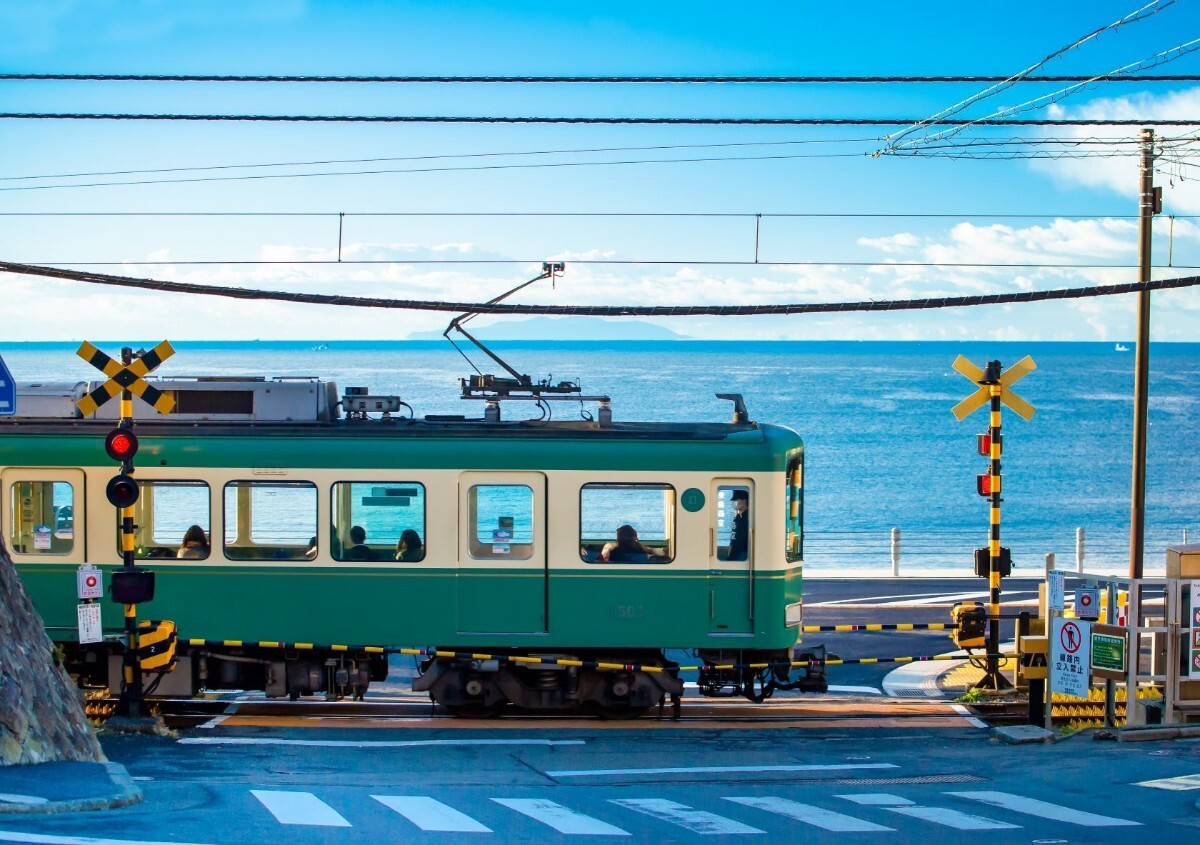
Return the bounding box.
[89,695,1028,729]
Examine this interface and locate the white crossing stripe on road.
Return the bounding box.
[950,791,1142,826]
[250,790,351,827]
[611,799,765,835]
[838,793,1017,830]
[493,798,631,836]
[1136,773,1200,791]
[548,763,897,778]
[724,797,894,832]
[373,796,492,832]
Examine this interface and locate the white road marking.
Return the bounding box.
[950,791,1141,825]
[827,685,884,695]
[948,703,989,728]
[547,763,898,777]
[494,798,631,835]
[182,737,583,748]
[373,795,492,832]
[838,793,915,806]
[887,806,1019,830]
[0,794,48,806]
[611,799,765,835]
[250,789,351,827]
[725,796,894,832]
[0,834,213,845]
[1136,773,1200,791]
[195,715,229,729]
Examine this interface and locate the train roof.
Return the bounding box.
[1,377,804,471]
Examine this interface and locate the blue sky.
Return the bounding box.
[1,0,1198,341]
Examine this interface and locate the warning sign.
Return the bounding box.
[77,602,102,645]
[77,565,103,600]
[1190,582,1200,679]
[1052,617,1092,698]
[1076,586,1100,621]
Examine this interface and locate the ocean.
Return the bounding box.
[2,339,1196,576]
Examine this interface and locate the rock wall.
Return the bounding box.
[0,536,105,765]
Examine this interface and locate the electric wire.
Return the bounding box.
[2,113,1198,125]
[12,260,1192,269]
[5,73,1200,83]
[1,260,1196,316]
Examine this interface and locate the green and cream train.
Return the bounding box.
[1,375,823,715]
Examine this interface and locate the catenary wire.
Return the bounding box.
[4,73,1200,83]
[1,260,1197,315]
[12,260,1192,269]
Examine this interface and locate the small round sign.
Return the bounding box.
[680,488,705,512]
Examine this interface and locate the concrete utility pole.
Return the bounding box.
[1130,127,1159,579]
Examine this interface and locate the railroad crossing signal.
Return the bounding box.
[75,340,176,415]
[950,355,1037,421]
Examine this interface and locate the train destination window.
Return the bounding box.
[331,482,426,562]
[10,480,74,555]
[715,485,751,562]
[120,480,211,560]
[579,483,675,563]
[468,484,533,560]
[223,481,317,561]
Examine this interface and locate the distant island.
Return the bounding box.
[407,316,687,341]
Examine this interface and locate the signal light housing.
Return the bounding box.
[976,474,993,496]
[104,428,138,463]
[977,433,991,455]
[973,546,1012,577]
[110,567,155,604]
[106,474,140,508]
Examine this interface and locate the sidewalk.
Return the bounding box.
[883,650,1017,699]
[0,760,140,814]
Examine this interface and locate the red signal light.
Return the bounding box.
[104,428,138,463]
[977,434,991,456]
[976,474,992,496]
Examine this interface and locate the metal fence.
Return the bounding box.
[805,526,1194,576]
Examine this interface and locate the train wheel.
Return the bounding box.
[444,702,508,719]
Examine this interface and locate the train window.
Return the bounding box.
[715,485,751,562]
[331,482,426,562]
[579,483,675,564]
[786,455,803,562]
[468,484,533,560]
[223,481,317,561]
[121,481,211,560]
[9,480,74,555]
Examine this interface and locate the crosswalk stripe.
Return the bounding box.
[611,799,766,835]
[493,798,631,836]
[249,790,351,827]
[372,796,492,832]
[886,806,1019,830]
[724,797,894,832]
[949,791,1142,826]
[838,793,915,806]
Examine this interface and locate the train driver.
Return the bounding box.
[728,489,749,561]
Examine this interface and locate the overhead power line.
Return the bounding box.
[2,261,1197,315]
[2,113,1198,126]
[12,260,1191,270]
[4,74,1200,84]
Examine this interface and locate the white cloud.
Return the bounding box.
[1033,87,1200,213]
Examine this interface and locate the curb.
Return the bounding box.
[0,762,142,815]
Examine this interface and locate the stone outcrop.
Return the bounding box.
[0,536,105,765]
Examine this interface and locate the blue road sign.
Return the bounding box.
[0,352,14,416]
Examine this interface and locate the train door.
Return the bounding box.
[709,479,753,635]
[457,472,547,635]
[2,468,88,564]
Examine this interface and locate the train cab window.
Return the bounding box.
[331,482,426,562]
[9,480,74,555]
[468,484,533,560]
[223,481,317,561]
[579,483,675,564]
[785,455,803,563]
[715,485,751,562]
[120,480,211,560]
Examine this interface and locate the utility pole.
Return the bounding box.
[1130,127,1159,579]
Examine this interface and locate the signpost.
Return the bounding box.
[0,352,14,416]
[1090,624,1128,682]
[1048,570,1065,613]
[1190,581,1200,680]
